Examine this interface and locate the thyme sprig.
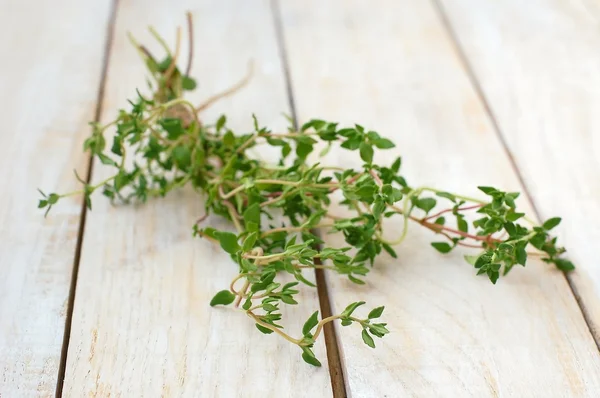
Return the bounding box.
[38,14,574,367]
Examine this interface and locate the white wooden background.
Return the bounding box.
[1,0,599,397]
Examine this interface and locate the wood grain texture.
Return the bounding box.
[62,1,333,396]
[0,1,112,396]
[436,0,600,346]
[278,0,600,396]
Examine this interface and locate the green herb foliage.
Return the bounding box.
[38,16,574,367]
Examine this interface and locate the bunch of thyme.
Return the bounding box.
[38,14,574,367]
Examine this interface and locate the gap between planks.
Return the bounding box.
[430,0,600,352]
[54,0,121,396]
[270,0,348,396]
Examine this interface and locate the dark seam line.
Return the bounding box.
[431,0,600,351]
[269,1,348,396]
[54,0,120,396]
[270,0,299,131]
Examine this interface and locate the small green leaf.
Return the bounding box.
[348,275,366,285]
[359,143,374,163]
[372,198,386,220]
[542,217,561,231]
[256,324,274,334]
[516,246,527,266]
[301,347,322,367]
[97,153,117,167]
[172,146,191,170]
[506,212,525,222]
[362,329,375,348]
[243,203,261,226]
[554,258,575,271]
[242,232,258,252]
[431,242,452,254]
[160,118,185,140]
[302,311,320,336]
[435,192,456,202]
[478,186,497,195]
[342,301,365,317]
[416,198,436,214]
[216,115,227,131]
[182,75,197,90]
[382,243,397,258]
[464,254,479,265]
[217,232,240,254]
[210,290,236,306]
[38,199,48,208]
[242,296,252,310]
[457,217,468,233]
[368,306,385,319]
[488,270,500,284]
[391,157,402,173]
[223,131,235,147]
[373,138,395,149]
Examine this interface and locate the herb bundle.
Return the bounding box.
[38,14,575,367]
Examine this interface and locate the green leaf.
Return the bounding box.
[182,75,197,90]
[216,115,227,131]
[160,118,185,140]
[416,198,436,214]
[242,296,253,310]
[243,203,261,226]
[217,232,240,254]
[210,290,236,306]
[359,142,374,163]
[542,217,561,231]
[38,199,48,208]
[302,311,319,335]
[391,157,402,173]
[362,329,375,348]
[296,142,313,159]
[348,275,366,285]
[372,198,386,220]
[478,186,497,195]
[554,258,575,271]
[382,243,397,258]
[516,246,527,266]
[431,242,452,254]
[373,138,395,149]
[368,306,385,319]
[435,191,456,202]
[256,324,274,334]
[262,304,278,312]
[457,217,468,233]
[342,301,365,317]
[47,193,60,205]
[464,254,479,266]
[488,270,500,284]
[223,130,235,147]
[434,217,446,225]
[172,146,191,170]
[301,347,322,367]
[97,153,117,167]
[242,232,258,252]
[506,212,525,222]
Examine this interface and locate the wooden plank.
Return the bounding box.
[0,1,113,395]
[278,0,600,396]
[436,0,600,345]
[62,1,333,396]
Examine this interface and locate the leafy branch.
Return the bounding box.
[38,13,574,367]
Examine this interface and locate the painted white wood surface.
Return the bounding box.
[279,0,600,396]
[62,1,332,396]
[437,0,600,345]
[0,0,112,395]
